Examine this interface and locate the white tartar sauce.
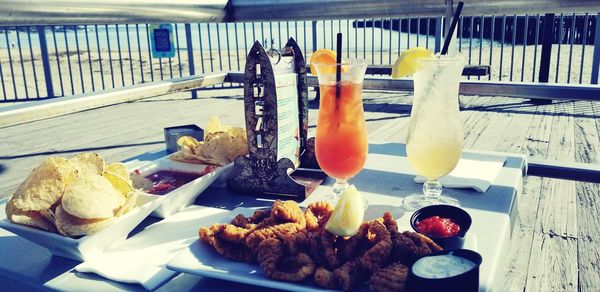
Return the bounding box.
[412,252,476,279]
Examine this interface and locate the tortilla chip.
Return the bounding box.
[49,157,78,187]
[115,191,139,217]
[104,162,132,185]
[6,199,57,233]
[61,174,125,219]
[11,159,65,212]
[54,205,114,237]
[69,152,104,175]
[103,171,134,199]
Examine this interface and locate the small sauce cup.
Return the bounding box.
[409,249,483,292]
[410,204,472,249]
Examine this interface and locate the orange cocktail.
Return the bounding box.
[316,81,367,179]
[313,59,368,202]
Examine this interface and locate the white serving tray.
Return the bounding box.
[129,156,232,219]
[0,193,164,261]
[167,206,477,291]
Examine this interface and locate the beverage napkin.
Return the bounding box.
[413,154,506,193]
[75,205,229,290]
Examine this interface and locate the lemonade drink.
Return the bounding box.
[404,54,466,209]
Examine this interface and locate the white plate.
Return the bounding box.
[0,193,164,261]
[129,156,232,218]
[166,207,332,292]
[166,207,478,291]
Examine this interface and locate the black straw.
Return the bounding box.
[441,1,464,55]
[335,33,342,99]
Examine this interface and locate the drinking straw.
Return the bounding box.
[335,33,342,99]
[441,1,464,55]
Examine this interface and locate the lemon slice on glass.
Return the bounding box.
[391,47,434,79]
[325,185,365,237]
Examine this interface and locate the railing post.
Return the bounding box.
[538,13,554,83]
[311,20,318,53]
[37,25,54,98]
[435,17,442,53]
[591,12,600,85]
[184,23,197,99]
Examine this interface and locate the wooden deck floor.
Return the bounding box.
[0,88,599,291]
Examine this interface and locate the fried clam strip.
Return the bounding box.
[358,220,393,272]
[369,262,409,292]
[305,201,333,232]
[231,209,271,229]
[308,228,342,269]
[257,237,316,282]
[392,231,443,265]
[199,224,254,263]
[245,200,307,250]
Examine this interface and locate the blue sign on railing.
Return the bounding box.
[150,24,176,58]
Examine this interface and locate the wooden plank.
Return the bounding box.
[499,99,554,291]
[576,182,600,292]
[462,96,512,149]
[524,227,578,291]
[576,101,600,291]
[500,176,543,291]
[525,99,578,291]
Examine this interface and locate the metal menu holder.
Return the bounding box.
[228,38,317,197]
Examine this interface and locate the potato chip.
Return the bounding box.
[5,199,57,233]
[61,174,126,219]
[104,162,131,184]
[103,171,134,198]
[55,205,114,237]
[69,152,104,175]
[11,159,65,212]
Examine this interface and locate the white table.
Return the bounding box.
[0,142,526,291]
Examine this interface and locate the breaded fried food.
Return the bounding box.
[358,221,392,272]
[314,267,336,289]
[305,201,333,231]
[199,224,254,263]
[392,231,443,265]
[308,228,341,269]
[369,262,409,292]
[271,200,306,225]
[333,260,366,291]
[246,222,306,251]
[257,238,315,282]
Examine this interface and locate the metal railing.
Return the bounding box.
[0,13,599,102]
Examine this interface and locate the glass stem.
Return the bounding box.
[333,179,349,199]
[423,179,442,199]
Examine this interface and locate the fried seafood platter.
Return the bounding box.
[199,200,443,291]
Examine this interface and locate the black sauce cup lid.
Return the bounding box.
[410,204,472,238]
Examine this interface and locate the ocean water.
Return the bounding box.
[0,21,496,56]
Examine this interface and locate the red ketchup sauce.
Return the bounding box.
[145,170,203,195]
[416,216,461,238]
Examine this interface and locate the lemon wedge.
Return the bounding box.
[325,185,365,237]
[391,47,434,79]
